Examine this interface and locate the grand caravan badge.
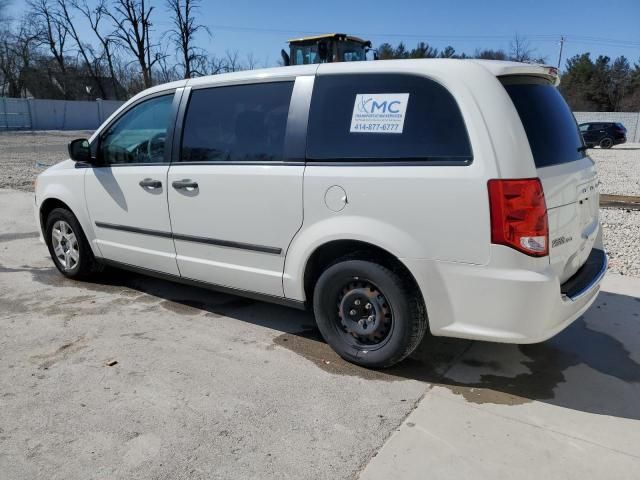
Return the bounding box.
[350,93,409,134]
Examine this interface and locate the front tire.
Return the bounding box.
[313,259,427,368]
[45,207,101,279]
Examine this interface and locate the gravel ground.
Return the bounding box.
[601,208,640,277]
[0,131,638,276]
[0,130,93,191]
[590,143,640,196]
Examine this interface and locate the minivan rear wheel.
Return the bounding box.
[45,207,101,279]
[313,259,427,368]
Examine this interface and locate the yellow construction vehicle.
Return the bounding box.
[281,33,375,66]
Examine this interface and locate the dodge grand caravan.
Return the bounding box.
[35,59,607,368]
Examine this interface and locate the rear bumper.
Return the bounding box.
[560,248,607,300]
[403,247,607,344]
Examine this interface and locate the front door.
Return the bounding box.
[167,80,305,297]
[85,91,181,275]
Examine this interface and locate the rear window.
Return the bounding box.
[501,77,585,168]
[307,74,472,163]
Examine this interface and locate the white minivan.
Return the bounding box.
[35,59,606,368]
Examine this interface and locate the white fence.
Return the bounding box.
[0,97,123,131]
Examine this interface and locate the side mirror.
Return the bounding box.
[68,138,91,162]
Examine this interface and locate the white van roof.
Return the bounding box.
[186,59,559,87]
[129,59,559,104]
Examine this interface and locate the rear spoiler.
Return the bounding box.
[473,61,560,86]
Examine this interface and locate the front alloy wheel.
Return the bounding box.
[51,220,80,271]
[45,207,101,279]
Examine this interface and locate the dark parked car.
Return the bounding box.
[578,122,627,149]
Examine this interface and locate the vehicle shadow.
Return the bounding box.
[35,266,640,421]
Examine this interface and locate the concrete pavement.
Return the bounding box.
[1,187,639,479]
[360,274,640,480]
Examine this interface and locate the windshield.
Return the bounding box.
[501,76,586,168]
[291,45,318,65]
[338,42,366,61]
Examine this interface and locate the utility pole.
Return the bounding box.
[557,36,565,71]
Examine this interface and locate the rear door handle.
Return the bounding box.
[139,178,162,190]
[172,179,199,191]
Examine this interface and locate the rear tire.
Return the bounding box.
[45,207,102,279]
[312,259,427,368]
[599,137,614,149]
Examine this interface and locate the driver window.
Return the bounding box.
[99,94,174,165]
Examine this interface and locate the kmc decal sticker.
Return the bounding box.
[350,93,409,134]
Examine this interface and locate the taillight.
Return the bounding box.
[488,178,549,257]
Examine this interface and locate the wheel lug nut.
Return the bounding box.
[365,303,372,310]
[358,319,365,326]
[367,315,375,323]
[349,309,357,316]
[354,299,361,306]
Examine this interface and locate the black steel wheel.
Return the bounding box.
[337,278,394,348]
[313,259,427,368]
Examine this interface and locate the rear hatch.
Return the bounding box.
[501,76,599,283]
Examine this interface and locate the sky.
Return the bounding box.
[6,0,640,70]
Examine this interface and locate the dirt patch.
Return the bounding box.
[30,337,87,370]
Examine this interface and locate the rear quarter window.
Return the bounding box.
[501,76,585,168]
[306,74,472,163]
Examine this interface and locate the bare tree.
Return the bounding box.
[204,50,248,75]
[224,50,240,72]
[206,54,226,75]
[106,0,158,88]
[155,50,180,83]
[28,0,69,96]
[113,55,143,94]
[71,0,121,98]
[56,0,108,98]
[510,34,537,63]
[0,19,41,97]
[245,52,258,70]
[165,0,209,78]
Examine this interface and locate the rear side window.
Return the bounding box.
[501,77,585,168]
[306,74,472,163]
[180,82,294,163]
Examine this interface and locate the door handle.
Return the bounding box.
[139,178,162,190]
[172,179,199,191]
